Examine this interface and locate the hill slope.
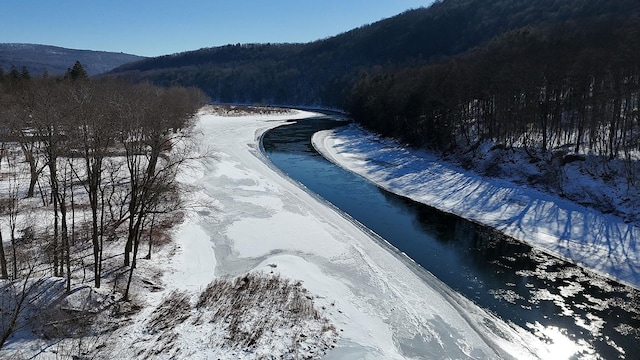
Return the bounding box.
[108,0,640,107]
[0,43,144,76]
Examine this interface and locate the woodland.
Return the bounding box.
[0,63,205,347]
[345,3,640,216]
[111,0,640,215]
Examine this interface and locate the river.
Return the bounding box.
[262,116,640,359]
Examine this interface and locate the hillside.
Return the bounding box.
[0,43,144,76]
[343,2,640,223]
[108,0,640,219]
[108,0,640,107]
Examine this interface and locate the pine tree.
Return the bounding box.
[66,61,88,80]
[8,65,20,82]
[21,66,30,80]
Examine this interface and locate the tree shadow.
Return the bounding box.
[328,127,640,288]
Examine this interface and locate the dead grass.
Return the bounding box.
[146,290,191,335]
[196,272,338,357]
[135,272,339,359]
[204,104,292,117]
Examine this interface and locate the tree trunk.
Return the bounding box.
[145,214,156,260]
[59,197,71,293]
[10,217,17,279]
[99,189,105,284]
[124,177,138,267]
[23,148,38,198]
[123,228,142,301]
[51,178,60,277]
[0,230,8,279]
[87,157,103,288]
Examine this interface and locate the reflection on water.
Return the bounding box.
[262,117,640,359]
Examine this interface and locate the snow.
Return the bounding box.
[167,221,217,291]
[1,107,584,358]
[134,108,564,359]
[312,124,640,290]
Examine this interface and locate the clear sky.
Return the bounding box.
[1,1,433,57]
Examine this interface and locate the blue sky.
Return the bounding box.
[2,1,433,57]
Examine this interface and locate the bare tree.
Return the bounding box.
[0,231,7,280]
[56,160,73,293]
[13,78,70,276]
[0,267,57,350]
[117,84,204,300]
[7,172,20,280]
[0,86,10,279]
[2,73,205,301]
[66,79,119,289]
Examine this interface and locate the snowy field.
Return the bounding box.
[313,124,640,291]
[0,108,608,359]
[117,107,579,359]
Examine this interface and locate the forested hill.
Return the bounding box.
[345,0,640,222]
[110,0,640,107]
[0,44,144,76]
[347,2,640,152]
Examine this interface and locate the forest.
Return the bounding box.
[109,0,640,209]
[346,11,640,201]
[110,0,640,107]
[347,16,640,153]
[0,63,205,347]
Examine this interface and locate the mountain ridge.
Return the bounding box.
[0,43,145,76]
[107,0,640,107]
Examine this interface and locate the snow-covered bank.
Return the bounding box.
[313,124,640,290]
[116,108,574,359]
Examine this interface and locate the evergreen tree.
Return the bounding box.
[20,66,30,80]
[8,65,20,82]
[65,61,88,80]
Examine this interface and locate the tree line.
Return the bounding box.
[0,63,206,303]
[109,0,640,109]
[346,14,640,185]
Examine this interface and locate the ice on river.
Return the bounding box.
[162,109,574,359]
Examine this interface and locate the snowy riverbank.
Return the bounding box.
[121,108,564,359]
[313,124,640,290]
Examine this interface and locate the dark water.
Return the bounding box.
[262,117,640,359]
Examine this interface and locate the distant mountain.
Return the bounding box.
[0,43,145,76]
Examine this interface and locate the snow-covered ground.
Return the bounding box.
[313,124,640,291]
[1,107,614,358]
[107,107,581,359]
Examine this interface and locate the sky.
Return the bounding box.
[1,0,433,57]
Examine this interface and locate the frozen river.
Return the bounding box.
[263,116,640,359]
